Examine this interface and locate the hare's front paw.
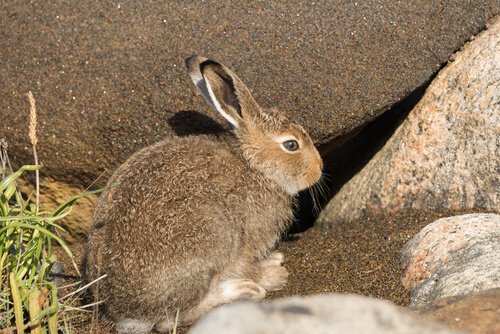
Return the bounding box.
[258,252,288,292]
[260,251,284,267]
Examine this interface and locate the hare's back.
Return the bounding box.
[110,135,249,202]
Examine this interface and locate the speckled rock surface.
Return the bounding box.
[400,214,500,306]
[318,17,500,226]
[415,288,500,334]
[189,294,464,334]
[1,1,498,186]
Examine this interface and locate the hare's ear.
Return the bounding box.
[186,56,259,128]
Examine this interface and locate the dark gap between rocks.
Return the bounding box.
[289,81,431,234]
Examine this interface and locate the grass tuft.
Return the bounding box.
[1,92,104,333]
[0,143,94,333]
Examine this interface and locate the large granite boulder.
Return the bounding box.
[400,213,500,306]
[1,1,498,188]
[318,17,500,226]
[189,294,464,334]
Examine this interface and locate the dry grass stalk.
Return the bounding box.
[27,91,37,147]
[27,91,40,210]
[0,138,7,178]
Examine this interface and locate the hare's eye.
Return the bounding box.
[282,140,299,152]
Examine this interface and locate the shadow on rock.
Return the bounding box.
[168,110,227,137]
[289,80,429,233]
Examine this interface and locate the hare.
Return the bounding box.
[84,56,323,333]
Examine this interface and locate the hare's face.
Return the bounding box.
[186,55,323,195]
[239,112,323,195]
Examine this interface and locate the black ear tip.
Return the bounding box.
[185,55,199,69]
[199,60,224,76]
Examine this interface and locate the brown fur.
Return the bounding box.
[84,56,323,333]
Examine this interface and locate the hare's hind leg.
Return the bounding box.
[217,278,266,301]
[115,318,154,334]
[155,255,285,332]
[257,251,289,292]
[186,278,265,322]
[155,278,265,331]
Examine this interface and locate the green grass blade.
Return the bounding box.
[9,272,25,334]
[3,182,18,202]
[0,165,42,193]
[47,286,58,334]
[0,222,80,276]
[28,288,42,334]
[0,213,72,222]
[52,188,105,217]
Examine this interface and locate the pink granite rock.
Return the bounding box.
[400,213,500,306]
[318,17,500,226]
[415,288,500,334]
